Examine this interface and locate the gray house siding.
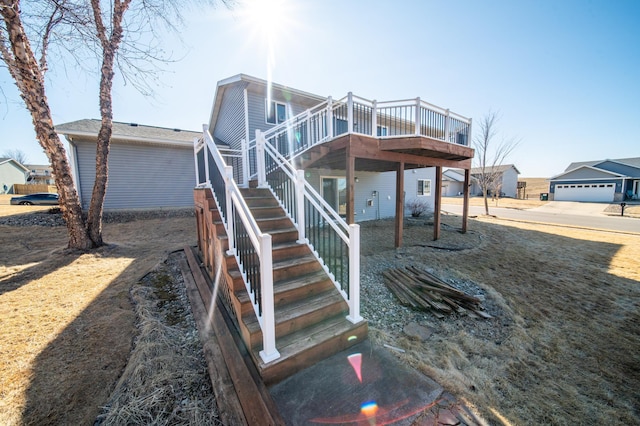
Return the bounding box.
[501,168,519,198]
[0,161,27,194]
[559,167,617,180]
[594,161,640,178]
[246,89,312,142]
[74,139,194,210]
[304,167,436,222]
[212,83,247,149]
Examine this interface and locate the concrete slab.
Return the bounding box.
[528,201,609,216]
[270,339,443,425]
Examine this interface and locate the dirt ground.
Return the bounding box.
[0,194,638,425]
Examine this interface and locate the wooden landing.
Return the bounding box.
[179,246,285,426]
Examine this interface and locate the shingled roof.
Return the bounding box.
[56,119,201,145]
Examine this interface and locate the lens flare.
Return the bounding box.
[347,353,363,383]
[361,401,379,418]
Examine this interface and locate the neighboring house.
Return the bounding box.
[470,164,520,198]
[25,164,55,185]
[549,157,640,202]
[56,120,201,210]
[442,168,477,196]
[0,157,29,194]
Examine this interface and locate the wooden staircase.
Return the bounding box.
[194,187,367,385]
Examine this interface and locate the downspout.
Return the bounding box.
[243,87,250,187]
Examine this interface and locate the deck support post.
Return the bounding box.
[462,168,470,233]
[327,96,334,138]
[347,92,354,134]
[346,143,355,224]
[394,161,405,248]
[258,233,280,363]
[433,166,442,241]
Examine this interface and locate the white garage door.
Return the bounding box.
[554,183,615,202]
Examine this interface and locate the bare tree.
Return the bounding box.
[473,111,520,215]
[2,148,28,164]
[1,0,230,249]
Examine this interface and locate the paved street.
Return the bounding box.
[442,203,640,234]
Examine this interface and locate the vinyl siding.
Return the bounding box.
[246,89,317,143]
[0,162,27,194]
[593,161,640,178]
[74,139,195,210]
[558,167,618,180]
[304,168,436,222]
[212,83,247,150]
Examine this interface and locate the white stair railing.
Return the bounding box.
[194,126,279,363]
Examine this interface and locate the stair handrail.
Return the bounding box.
[259,133,362,323]
[195,126,280,363]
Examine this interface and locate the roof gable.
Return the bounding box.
[550,165,623,180]
[208,74,326,133]
[0,157,29,171]
[470,164,520,175]
[565,157,640,172]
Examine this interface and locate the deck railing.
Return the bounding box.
[258,132,362,323]
[247,93,471,177]
[194,126,280,363]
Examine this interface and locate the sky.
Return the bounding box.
[1,0,639,177]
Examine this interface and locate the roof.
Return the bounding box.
[0,157,29,171]
[470,164,520,175]
[56,119,201,146]
[549,165,625,180]
[565,157,640,171]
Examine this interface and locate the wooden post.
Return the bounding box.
[433,166,442,241]
[462,168,470,233]
[394,161,405,248]
[346,143,356,224]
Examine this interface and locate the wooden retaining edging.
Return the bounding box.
[179,246,284,426]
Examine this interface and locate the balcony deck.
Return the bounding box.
[296,133,473,173]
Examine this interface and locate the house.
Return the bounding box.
[56,119,201,210]
[0,157,29,194]
[192,74,475,384]
[549,157,640,202]
[25,164,55,185]
[470,164,520,198]
[442,168,477,196]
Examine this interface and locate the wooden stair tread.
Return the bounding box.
[244,290,346,334]
[272,253,317,270]
[236,269,330,304]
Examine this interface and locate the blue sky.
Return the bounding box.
[1,0,638,177]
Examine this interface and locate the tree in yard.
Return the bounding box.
[473,111,520,215]
[2,148,28,164]
[1,0,229,249]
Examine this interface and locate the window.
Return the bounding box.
[376,125,388,136]
[417,179,431,196]
[266,100,287,124]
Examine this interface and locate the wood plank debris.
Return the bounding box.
[382,266,491,319]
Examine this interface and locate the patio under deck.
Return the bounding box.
[295,133,475,246]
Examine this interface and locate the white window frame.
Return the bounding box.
[266,100,287,125]
[417,179,431,196]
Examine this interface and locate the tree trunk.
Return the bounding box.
[1,1,95,249]
[483,188,489,215]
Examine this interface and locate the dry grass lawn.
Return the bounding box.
[0,193,638,425]
[0,195,196,425]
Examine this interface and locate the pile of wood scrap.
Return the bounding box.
[382,266,491,319]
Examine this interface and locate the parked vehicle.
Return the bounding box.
[10,193,59,206]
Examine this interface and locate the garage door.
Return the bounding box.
[554,183,615,202]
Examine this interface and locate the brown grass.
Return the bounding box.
[0,196,196,425]
[363,215,640,425]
